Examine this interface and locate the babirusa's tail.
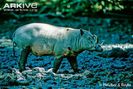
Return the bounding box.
[13,41,16,57]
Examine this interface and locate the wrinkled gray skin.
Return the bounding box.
[13,23,103,73]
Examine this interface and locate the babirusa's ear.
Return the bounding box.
[80,29,84,36]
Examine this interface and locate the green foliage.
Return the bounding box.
[37,0,125,17]
[0,0,128,17]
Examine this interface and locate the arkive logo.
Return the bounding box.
[3,3,37,8]
[3,3,38,12]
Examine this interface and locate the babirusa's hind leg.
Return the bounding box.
[19,46,30,72]
[52,58,63,73]
[67,56,79,73]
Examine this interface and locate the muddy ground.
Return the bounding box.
[0,17,133,89]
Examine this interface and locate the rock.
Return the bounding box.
[10,68,30,85]
[16,77,30,85]
[111,64,126,69]
[36,73,44,79]
[45,68,56,76]
[32,67,46,73]
[82,70,94,78]
[22,69,33,75]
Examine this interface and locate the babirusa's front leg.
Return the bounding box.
[19,46,30,72]
[52,57,63,73]
[67,56,79,73]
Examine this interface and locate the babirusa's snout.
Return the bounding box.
[95,44,103,52]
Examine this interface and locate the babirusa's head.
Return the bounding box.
[80,29,103,52]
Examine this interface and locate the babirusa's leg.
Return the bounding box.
[53,58,63,73]
[67,56,79,73]
[19,46,30,72]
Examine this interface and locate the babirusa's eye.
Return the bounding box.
[93,35,98,43]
